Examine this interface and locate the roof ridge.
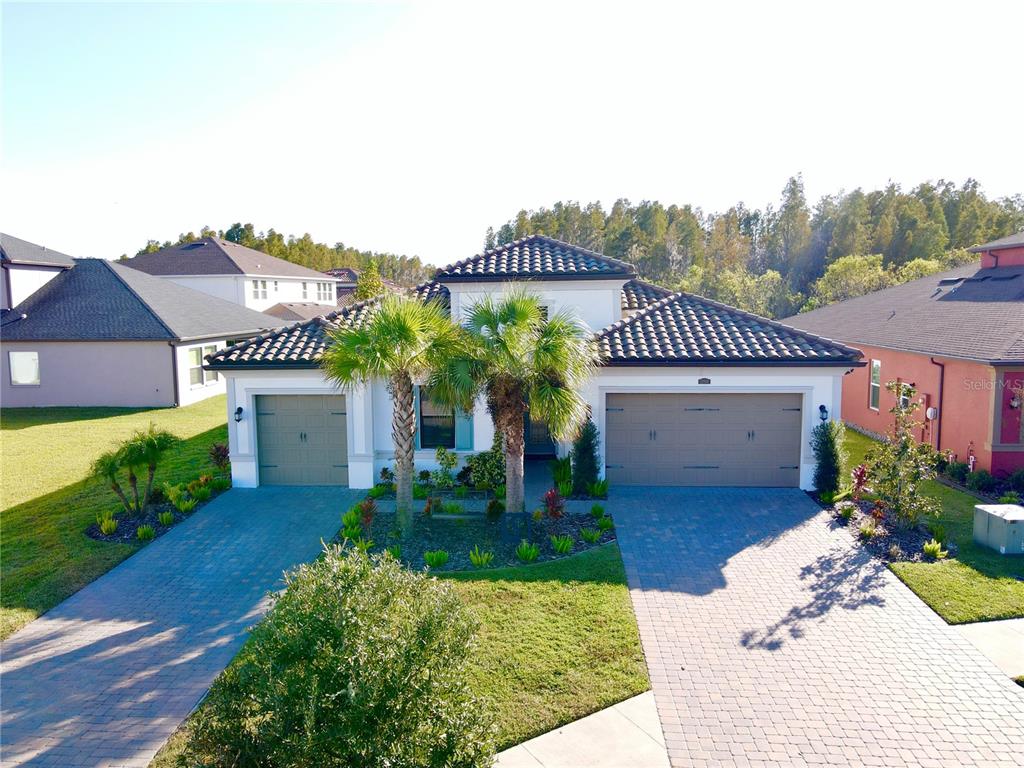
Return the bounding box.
[99,260,177,339]
[435,233,637,278]
[597,290,682,336]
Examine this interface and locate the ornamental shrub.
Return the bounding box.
[183,547,495,768]
[811,420,846,495]
[966,469,997,494]
[571,418,600,496]
[467,433,505,490]
[1009,468,1024,493]
[945,461,970,484]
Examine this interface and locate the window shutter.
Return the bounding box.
[455,406,473,450]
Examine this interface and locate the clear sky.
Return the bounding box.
[2,0,1021,267]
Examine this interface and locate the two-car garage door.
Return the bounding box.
[605,393,802,487]
[256,395,348,485]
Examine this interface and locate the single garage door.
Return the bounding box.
[256,395,348,485]
[605,393,802,487]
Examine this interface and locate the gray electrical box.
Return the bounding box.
[973,504,1024,555]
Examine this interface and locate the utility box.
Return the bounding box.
[973,504,1024,555]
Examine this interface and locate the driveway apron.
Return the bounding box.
[1,486,358,768]
[612,487,1024,768]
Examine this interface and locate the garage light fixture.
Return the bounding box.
[818,405,829,422]
[234,406,244,423]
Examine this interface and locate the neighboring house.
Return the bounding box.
[121,237,340,313]
[264,302,334,322]
[1,258,281,408]
[324,266,405,306]
[1,233,76,310]
[785,230,1024,478]
[208,235,861,491]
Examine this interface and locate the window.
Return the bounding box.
[252,280,267,300]
[316,282,331,301]
[418,387,455,449]
[869,360,881,410]
[898,382,911,409]
[302,282,308,299]
[273,280,279,292]
[188,345,220,387]
[9,351,39,385]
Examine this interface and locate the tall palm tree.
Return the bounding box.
[321,294,465,529]
[431,289,598,514]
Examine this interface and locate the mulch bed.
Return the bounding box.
[85,490,225,544]
[825,498,957,563]
[336,505,616,571]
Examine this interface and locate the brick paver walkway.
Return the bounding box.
[1,487,357,768]
[612,487,1024,768]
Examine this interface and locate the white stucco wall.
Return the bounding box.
[3,264,64,309]
[445,278,627,332]
[0,340,176,407]
[174,340,229,406]
[586,365,852,490]
[220,362,852,491]
[159,274,338,311]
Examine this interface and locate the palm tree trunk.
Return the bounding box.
[142,463,156,510]
[391,372,416,531]
[109,481,133,516]
[504,422,526,513]
[127,467,141,515]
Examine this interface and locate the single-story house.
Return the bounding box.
[1,257,282,408]
[785,231,1024,477]
[207,235,862,491]
[1,232,75,310]
[121,237,340,313]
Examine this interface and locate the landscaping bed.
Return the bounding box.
[825,498,958,563]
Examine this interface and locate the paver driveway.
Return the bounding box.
[1,486,358,768]
[612,487,1024,768]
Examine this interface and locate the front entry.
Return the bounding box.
[524,411,556,457]
[256,394,348,485]
[605,393,802,487]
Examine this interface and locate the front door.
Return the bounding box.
[524,411,556,457]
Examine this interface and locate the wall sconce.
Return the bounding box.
[818,405,829,422]
[234,406,244,423]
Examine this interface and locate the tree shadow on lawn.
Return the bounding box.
[1,425,228,639]
[0,404,181,431]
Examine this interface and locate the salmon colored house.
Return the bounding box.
[785,231,1024,478]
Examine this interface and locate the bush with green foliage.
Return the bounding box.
[590,504,604,519]
[341,508,362,540]
[927,521,947,544]
[418,469,432,484]
[887,543,903,561]
[210,476,231,492]
[431,446,458,489]
[136,525,155,541]
[515,540,540,563]
[811,419,846,494]
[531,508,543,522]
[966,469,997,494]
[96,510,118,535]
[580,528,601,544]
[922,538,948,560]
[385,543,401,560]
[865,382,940,529]
[858,519,877,540]
[424,549,450,568]
[485,498,504,520]
[441,501,463,516]
[944,461,970,484]
[468,545,494,569]
[192,485,212,502]
[835,501,856,521]
[368,484,390,499]
[379,466,396,484]
[178,498,197,513]
[354,537,374,553]
[494,484,506,500]
[571,418,600,496]
[586,479,608,498]
[557,479,573,497]
[413,483,429,500]
[998,491,1021,505]
[455,485,468,499]
[596,516,614,532]
[1009,469,1024,493]
[550,534,573,554]
[183,547,494,767]
[466,433,504,490]
[550,456,572,487]
[158,511,174,527]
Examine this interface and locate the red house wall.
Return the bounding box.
[839,343,1016,473]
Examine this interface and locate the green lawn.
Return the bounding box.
[844,428,1024,624]
[0,397,229,639]
[150,544,649,765]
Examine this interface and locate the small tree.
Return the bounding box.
[571,417,600,496]
[120,424,180,509]
[354,259,386,300]
[865,382,940,529]
[811,419,846,495]
[91,451,134,516]
[183,547,495,768]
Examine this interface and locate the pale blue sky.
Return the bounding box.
[2,1,1022,266]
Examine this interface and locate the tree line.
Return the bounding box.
[129,223,434,286]
[485,178,1024,317]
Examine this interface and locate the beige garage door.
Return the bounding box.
[605,393,802,487]
[256,395,348,485]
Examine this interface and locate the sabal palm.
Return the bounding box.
[121,424,180,509]
[431,289,598,513]
[321,294,465,528]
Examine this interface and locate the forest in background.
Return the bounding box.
[130,177,1022,318]
[485,177,1023,317]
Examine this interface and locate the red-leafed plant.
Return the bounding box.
[871,502,886,522]
[851,463,870,500]
[358,497,377,527]
[543,488,565,519]
[209,442,230,472]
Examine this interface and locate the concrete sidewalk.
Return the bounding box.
[955,618,1024,678]
[497,692,669,768]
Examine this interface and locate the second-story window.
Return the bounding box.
[302,282,308,299]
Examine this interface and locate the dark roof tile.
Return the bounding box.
[435,235,635,282]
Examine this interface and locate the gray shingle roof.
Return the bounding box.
[122,237,338,280]
[969,230,1024,253]
[264,302,335,322]
[435,235,635,282]
[599,292,862,366]
[1,259,282,341]
[783,264,1024,364]
[1,233,76,268]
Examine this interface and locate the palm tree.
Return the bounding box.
[121,424,180,509]
[91,450,134,515]
[431,289,598,514]
[321,294,466,529]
